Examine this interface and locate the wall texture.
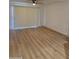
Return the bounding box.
[14,6,40,29]
[43,2,69,36]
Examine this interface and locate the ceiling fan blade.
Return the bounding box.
[32,0,35,3]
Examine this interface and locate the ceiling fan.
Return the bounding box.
[32,0,38,5]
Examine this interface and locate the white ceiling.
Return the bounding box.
[10,0,68,4]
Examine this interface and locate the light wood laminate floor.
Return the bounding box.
[9,27,68,59]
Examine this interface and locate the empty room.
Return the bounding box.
[9,0,69,59]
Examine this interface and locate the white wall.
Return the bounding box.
[14,6,40,29]
[10,2,41,30]
[43,1,69,36]
[10,1,69,36]
[40,6,44,26]
[9,6,14,29]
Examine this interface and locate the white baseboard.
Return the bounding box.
[14,26,38,30]
[43,26,68,37]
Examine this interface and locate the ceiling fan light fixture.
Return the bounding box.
[32,0,36,6]
[33,3,36,6]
